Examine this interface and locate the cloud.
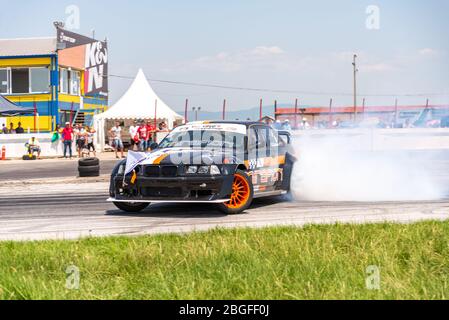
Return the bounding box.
[189,46,287,73]
[419,48,440,56]
[361,63,395,73]
[250,46,285,55]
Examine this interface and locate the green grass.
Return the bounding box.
[1,221,449,300]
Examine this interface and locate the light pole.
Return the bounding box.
[352,54,358,122]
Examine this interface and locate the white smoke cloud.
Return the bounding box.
[290,131,445,202]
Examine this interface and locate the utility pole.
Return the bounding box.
[352,54,358,122]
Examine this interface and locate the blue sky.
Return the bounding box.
[1,0,448,112]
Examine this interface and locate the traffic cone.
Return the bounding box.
[1,146,5,160]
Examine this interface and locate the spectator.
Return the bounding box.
[86,127,96,157]
[8,123,15,134]
[51,124,61,143]
[61,122,73,159]
[137,122,149,151]
[273,120,283,130]
[1,124,7,134]
[76,125,87,158]
[158,121,168,131]
[110,121,125,159]
[264,118,274,127]
[26,136,41,159]
[282,119,292,131]
[146,120,156,145]
[129,121,139,151]
[15,122,24,134]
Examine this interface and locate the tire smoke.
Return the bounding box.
[290,131,445,202]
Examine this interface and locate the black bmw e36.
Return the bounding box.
[109,121,295,214]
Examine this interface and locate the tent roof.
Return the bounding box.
[0,95,34,116]
[95,69,183,122]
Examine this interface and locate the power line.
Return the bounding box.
[108,73,448,98]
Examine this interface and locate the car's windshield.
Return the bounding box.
[158,130,245,149]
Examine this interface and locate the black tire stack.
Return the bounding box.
[78,157,100,177]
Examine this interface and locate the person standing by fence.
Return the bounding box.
[61,122,73,159]
[137,121,149,151]
[110,121,125,159]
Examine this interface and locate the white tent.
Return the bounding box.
[94,69,184,149]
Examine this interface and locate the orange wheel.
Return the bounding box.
[219,170,253,214]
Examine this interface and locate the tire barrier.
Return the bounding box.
[78,157,100,177]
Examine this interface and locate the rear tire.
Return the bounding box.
[217,169,253,214]
[113,201,149,213]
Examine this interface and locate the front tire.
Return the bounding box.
[113,201,149,213]
[217,170,253,214]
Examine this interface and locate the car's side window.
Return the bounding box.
[267,128,279,147]
[248,127,257,151]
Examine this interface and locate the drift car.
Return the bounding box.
[109,121,295,214]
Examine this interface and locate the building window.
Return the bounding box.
[70,70,80,95]
[60,68,69,94]
[60,68,81,95]
[30,67,50,93]
[0,69,8,94]
[11,68,29,94]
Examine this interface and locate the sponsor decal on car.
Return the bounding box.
[172,122,247,135]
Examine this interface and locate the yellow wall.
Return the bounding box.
[5,116,52,132]
[59,94,81,104]
[6,94,52,103]
[0,57,51,67]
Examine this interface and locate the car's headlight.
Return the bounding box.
[186,165,221,175]
[197,166,209,174]
[186,166,198,174]
[210,165,221,175]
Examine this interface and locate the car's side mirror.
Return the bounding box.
[149,142,159,150]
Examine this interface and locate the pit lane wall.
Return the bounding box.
[0,133,63,158]
[0,131,169,159]
[291,128,449,151]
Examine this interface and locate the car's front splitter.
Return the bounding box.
[107,198,230,203]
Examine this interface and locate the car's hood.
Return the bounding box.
[140,148,240,166]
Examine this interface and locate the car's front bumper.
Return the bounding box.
[111,174,234,202]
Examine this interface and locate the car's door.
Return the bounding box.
[247,125,283,192]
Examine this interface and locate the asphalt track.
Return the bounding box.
[1,150,449,241]
[1,181,449,241]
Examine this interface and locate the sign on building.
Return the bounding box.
[56,27,108,97]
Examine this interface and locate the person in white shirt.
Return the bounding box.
[86,127,96,157]
[110,121,124,159]
[129,121,139,151]
[27,137,41,159]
